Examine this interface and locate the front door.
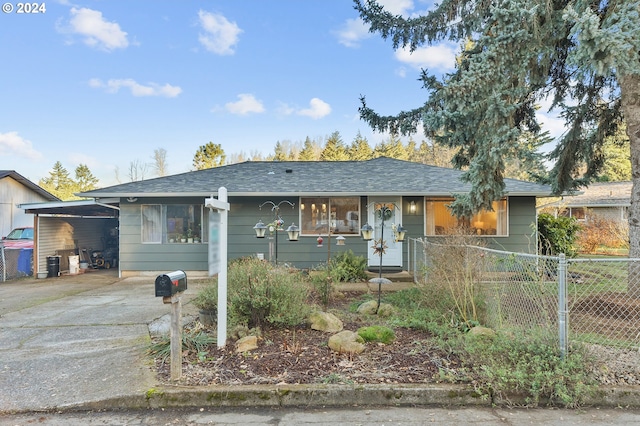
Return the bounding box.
[367,197,403,269]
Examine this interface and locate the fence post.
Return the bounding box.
[558,253,568,358]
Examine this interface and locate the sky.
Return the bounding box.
[1,0,565,188]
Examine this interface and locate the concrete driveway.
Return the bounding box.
[0,270,200,413]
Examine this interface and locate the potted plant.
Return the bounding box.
[193,282,217,326]
[187,228,194,243]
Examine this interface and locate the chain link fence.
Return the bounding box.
[0,245,33,282]
[409,238,640,352]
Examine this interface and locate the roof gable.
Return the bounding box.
[0,170,59,201]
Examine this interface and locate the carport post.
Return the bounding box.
[205,187,230,348]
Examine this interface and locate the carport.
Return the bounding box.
[20,199,120,277]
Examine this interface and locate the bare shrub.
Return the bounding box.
[421,230,488,327]
[576,212,629,254]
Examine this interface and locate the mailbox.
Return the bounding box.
[155,270,187,297]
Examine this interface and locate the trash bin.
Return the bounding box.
[17,248,33,277]
[47,255,60,278]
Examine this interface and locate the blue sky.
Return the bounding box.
[1,0,564,187]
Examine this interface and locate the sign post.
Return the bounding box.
[205,187,230,348]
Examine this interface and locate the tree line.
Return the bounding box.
[40,127,630,201]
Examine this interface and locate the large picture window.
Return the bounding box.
[425,198,508,236]
[300,197,360,236]
[142,204,204,243]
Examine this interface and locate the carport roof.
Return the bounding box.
[20,199,119,217]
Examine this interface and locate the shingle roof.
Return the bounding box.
[543,181,631,208]
[79,157,552,198]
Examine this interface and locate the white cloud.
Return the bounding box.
[225,94,265,115]
[335,1,414,48]
[60,7,129,51]
[89,78,182,98]
[0,131,43,161]
[377,0,414,16]
[334,18,371,48]
[394,44,457,71]
[197,10,242,55]
[297,98,332,119]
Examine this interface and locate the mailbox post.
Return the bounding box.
[155,270,187,380]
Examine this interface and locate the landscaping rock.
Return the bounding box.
[235,335,259,353]
[309,311,344,333]
[328,330,365,355]
[356,300,378,315]
[356,300,395,317]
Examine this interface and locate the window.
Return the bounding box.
[142,205,162,243]
[425,198,508,236]
[300,197,360,236]
[142,204,203,244]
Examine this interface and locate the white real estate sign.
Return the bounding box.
[205,187,230,348]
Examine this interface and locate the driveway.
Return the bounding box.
[0,270,200,412]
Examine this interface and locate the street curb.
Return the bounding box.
[63,384,640,412]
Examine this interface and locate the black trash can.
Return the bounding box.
[47,256,60,278]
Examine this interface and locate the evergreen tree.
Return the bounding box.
[355,0,640,254]
[320,131,349,161]
[74,164,99,193]
[299,136,321,161]
[348,131,374,160]
[272,141,289,161]
[39,161,76,200]
[193,142,226,170]
[598,124,631,182]
[373,135,408,160]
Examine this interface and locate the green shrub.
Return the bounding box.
[357,325,395,344]
[227,257,311,329]
[193,281,218,311]
[309,266,334,311]
[538,213,581,257]
[461,329,596,407]
[329,249,368,282]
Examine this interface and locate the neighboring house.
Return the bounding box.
[0,170,58,238]
[538,181,631,223]
[55,157,551,278]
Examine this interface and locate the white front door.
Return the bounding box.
[367,197,403,269]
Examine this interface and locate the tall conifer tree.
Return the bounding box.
[355,0,640,255]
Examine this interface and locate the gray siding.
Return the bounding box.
[118,195,539,275]
[485,197,537,253]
